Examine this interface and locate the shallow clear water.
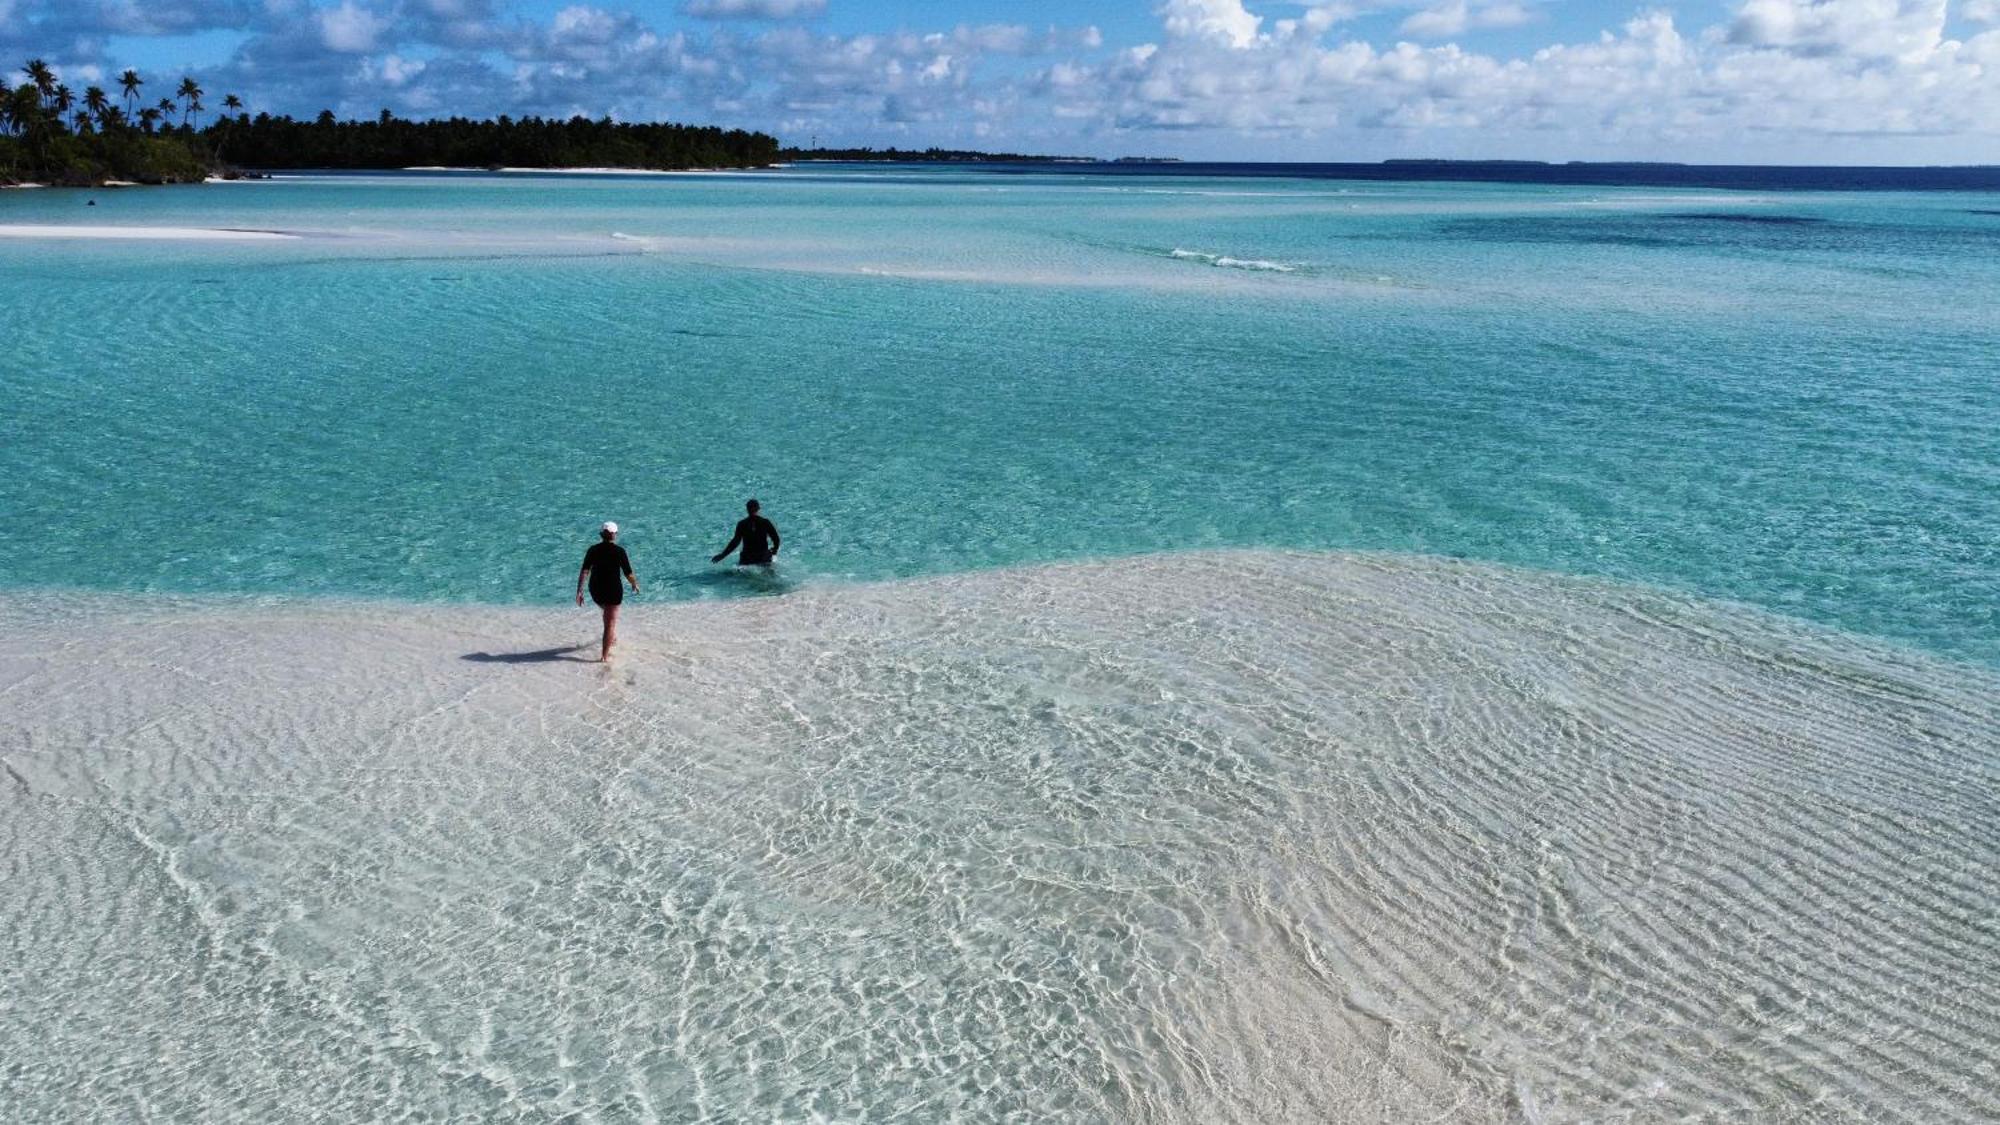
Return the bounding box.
[2,168,1997,664]
[3,554,1996,1121]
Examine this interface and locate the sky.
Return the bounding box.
[5,0,2000,163]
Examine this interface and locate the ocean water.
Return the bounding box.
[2,167,1997,663]
[3,168,1999,1120]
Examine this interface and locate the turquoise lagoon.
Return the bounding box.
[2,167,1996,663]
[3,169,1999,1122]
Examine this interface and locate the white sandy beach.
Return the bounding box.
[3,550,1994,1121]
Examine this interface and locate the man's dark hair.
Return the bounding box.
[746,499,760,514]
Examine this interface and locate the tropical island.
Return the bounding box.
[2,60,779,187]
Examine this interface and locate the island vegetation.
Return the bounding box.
[228,111,777,172]
[2,62,209,185]
[2,59,778,187]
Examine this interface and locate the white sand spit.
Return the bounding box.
[0,224,299,241]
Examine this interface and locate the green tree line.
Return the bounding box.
[2,61,208,184]
[3,59,778,186]
[226,109,777,171]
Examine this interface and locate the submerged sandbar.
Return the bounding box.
[0,224,300,241]
[2,550,1994,1120]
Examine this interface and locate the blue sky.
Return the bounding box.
[8,1,2000,162]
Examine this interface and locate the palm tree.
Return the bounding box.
[0,85,22,135]
[138,105,161,134]
[8,84,44,138]
[188,97,205,131]
[176,76,202,127]
[52,83,74,132]
[99,106,127,131]
[84,85,109,125]
[23,59,56,108]
[120,69,142,118]
[212,93,246,158]
[74,110,92,134]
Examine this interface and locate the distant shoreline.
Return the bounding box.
[376,158,2000,193]
[11,159,1999,194]
[398,165,770,175]
[777,159,2000,193]
[0,165,770,190]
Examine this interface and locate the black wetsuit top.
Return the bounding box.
[726,516,780,566]
[583,541,632,605]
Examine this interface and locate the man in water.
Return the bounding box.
[577,521,639,661]
[712,499,781,567]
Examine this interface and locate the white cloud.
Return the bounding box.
[1041,4,2000,157]
[1159,0,1263,48]
[367,52,425,84]
[1728,0,1946,63]
[1400,0,1536,39]
[932,24,1102,55]
[317,1,386,52]
[550,5,621,42]
[681,0,824,19]
[1966,0,2000,24]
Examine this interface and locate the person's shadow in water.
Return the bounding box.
[461,643,595,664]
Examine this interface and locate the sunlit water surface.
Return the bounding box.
[2,167,1996,662]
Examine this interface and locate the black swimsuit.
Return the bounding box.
[733,516,778,566]
[583,541,631,605]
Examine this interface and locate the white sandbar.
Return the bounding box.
[2,550,1994,1120]
[0,223,299,241]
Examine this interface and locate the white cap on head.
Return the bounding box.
[601,521,618,535]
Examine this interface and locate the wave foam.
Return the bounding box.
[2,551,1994,1121]
[1169,247,1297,272]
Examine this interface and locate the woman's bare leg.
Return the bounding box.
[601,603,620,661]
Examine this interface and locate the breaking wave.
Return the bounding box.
[1168,247,1298,272]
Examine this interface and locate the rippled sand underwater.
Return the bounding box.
[3,552,1993,1122]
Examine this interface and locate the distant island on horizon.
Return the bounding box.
[781,146,1096,164]
[777,154,2000,193]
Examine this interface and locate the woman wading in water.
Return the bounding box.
[577,521,639,661]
